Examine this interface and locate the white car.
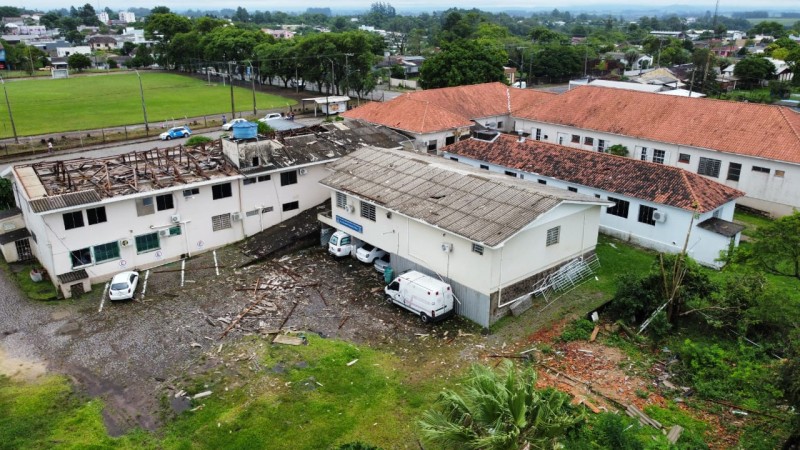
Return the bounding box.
[328,231,355,257]
[222,118,248,131]
[108,271,139,301]
[374,253,391,274]
[258,112,283,123]
[356,244,386,264]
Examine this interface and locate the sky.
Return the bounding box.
[17,0,800,13]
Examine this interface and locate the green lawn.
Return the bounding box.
[746,18,799,26]
[0,72,296,138]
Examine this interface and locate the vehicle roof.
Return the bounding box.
[332,230,350,237]
[398,270,449,290]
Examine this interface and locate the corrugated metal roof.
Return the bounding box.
[57,268,88,283]
[320,147,600,247]
[0,227,30,245]
[29,190,102,213]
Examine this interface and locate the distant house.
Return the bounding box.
[443,133,745,268]
[87,36,119,51]
[317,147,610,327]
[262,28,295,39]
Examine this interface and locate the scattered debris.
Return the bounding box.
[666,425,684,444]
[347,359,358,366]
[273,335,305,346]
[192,391,212,400]
[589,325,600,342]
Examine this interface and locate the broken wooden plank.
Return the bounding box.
[589,325,600,342]
[338,315,350,329]
[273,335,304,346]
[277,301,299,331]
[666,425,684,444]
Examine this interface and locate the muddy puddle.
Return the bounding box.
[0,345,47,382]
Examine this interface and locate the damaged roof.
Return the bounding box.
[446,134,745,213]
[342,82,555,134]
[320,146,603,248]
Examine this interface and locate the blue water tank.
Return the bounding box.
[232,121,258,139]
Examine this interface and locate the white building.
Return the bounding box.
[317,147,610,327]
[7,121,407,298]
[443,133,745,268]
[97,12,109,24]
[56,46,91,57]
[119,12,136,23]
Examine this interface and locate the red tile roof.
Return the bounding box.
[514,86,800,165]
[342,82,555,134]
[446,134,745,213]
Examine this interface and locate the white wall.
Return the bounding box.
[513,118,800,216]
[446,152,739,268]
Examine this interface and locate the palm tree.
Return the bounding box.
[418,360,583,450]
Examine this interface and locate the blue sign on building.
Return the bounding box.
[336,215,363,233]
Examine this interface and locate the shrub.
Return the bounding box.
[185,136,212,147]
[560,319,596,342]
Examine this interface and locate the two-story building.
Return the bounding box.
[443,133,746,268]
[317,146,610,327]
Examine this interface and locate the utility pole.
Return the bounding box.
[249,62,257,115]
[344,53,353,96]
[228,61,235,119]
[134,70,149,135]
[0,76,19,144]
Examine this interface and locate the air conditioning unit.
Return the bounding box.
[653,211,667,223]
[441,243,453,253]
[231,211,242,221]
[298,168,308,176]
[344,204,354,213]
[170,214,181,224]
[119,239,131,247]
[158,229,170,237]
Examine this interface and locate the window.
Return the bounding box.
[727,162,742,181]
[752,166,770,174]
[597,139,606,152]
[69,247,92,268]
[479,164,489,170]
[360,201,376,221]
[775,170,785,178]
[497,121,503,129]
[594,194,601,199]
[282,201,299,212]
[535,128,542,140]
[212,183,232,200]
[257,174,271,182]
[243,177,256,185]
[183,187,200,197]
[472,243,484,255]
[678,153,691,164]
[606,196,630,218]
[504,170,517,178]
[86,207,107,225]
[653,149,666,164]
[262,207,273,214]
[584,137,594,146]
[211,213,232,231]
[450,157,458,161]
[698,157,722,178]
[63,211,84,230]
[427,140,437,152]
[135,232,160,254]
[168,226,182,236]
[568,187,578,192]
[445,136,455,146]
[639,147,648,161]
[336,192,347,208]
[251,156,260,167]
[280,171,298,186]
[136,197,155,216]
[571,134,580,143]
[546,226,560,246]
[156,193,174,211]
[93,241,120,263]
[638,205,657,226]
[538,179,547,185]
[246,209,259,217]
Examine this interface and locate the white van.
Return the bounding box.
[385,271,454,323]
[328,231,355,257]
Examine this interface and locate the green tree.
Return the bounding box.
[144,12,192,43]
[0,178,14,210]
[736,211,800,280]
[780,333,800,448]
[418,361,583,450]
[67,53,92,71]
[749,20,787,38]
[529,45,584,81]
[734,56,777,87]
[130,44,154,68]
[419,40,506,89]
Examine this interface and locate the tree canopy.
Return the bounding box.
[419,40,507,89]
[67,53,92,71]
[734,56,777,86]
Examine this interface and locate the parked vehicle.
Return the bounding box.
[328,231,355,257]
[159,126,192,140]
[373,253,391,274]
[108,271,139,301]
[384,270,454,323]
[356,244,386,264]
[221,118,247,131]
[258,113,283,123]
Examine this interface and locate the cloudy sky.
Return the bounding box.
[21,0,800,12]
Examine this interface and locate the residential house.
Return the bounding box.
[262,28,295,39]
[87,36,119,51]
[317,147,610,327]
[512,86,800,216]
[442,133,745,268]
[7,120,407,298]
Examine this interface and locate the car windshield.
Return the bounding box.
[362,244,374,251]
[111,282,129,290]
[330,236,339,245]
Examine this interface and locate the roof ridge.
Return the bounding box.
[778,107,800,146]
[680,169,703,212]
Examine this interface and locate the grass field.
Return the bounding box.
[0,72,297,138]
[746,18,799,26]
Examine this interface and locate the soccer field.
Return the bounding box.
[0,72,297,138]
